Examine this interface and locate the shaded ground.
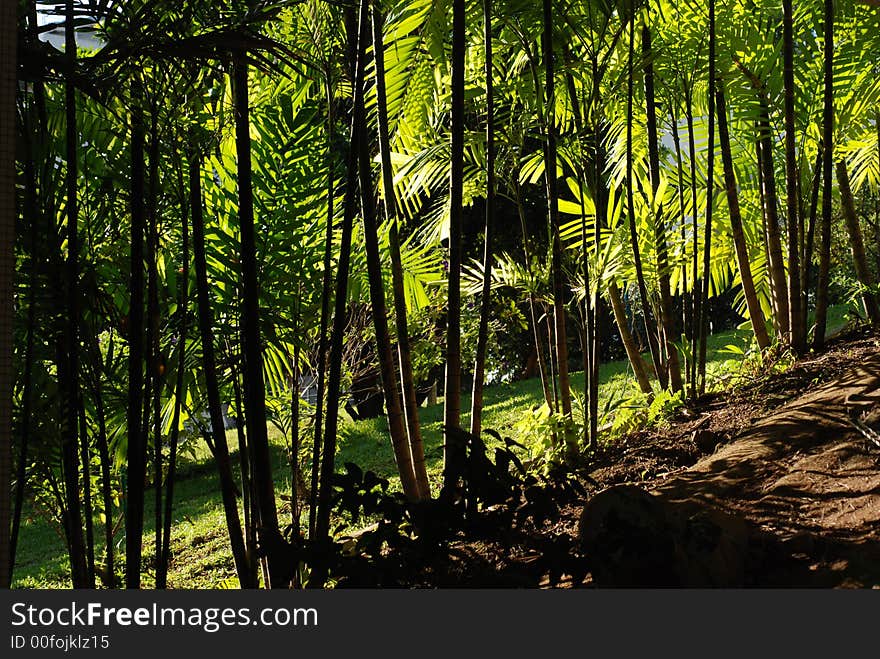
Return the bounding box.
[435,326,880,588]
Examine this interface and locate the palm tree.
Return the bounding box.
[813,0,834,350]
[469,0,495,439]
[642,23,682,392]
[60,0,87,589]
[355,25,419,500]
[836,159,880,325]
[444,0,466,491]
[309,68,337,539]
[371,6,430,498]
[125,80,147,590]
[316,2,366,549]
[544,0,573,419]
[697,0,716,394]
[715,79,771,350]
[232,55,284,587]
[782,0,804,352]
[189,140,253,589]
[626,16,664,392]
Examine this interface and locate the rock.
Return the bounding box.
[577,485,752,587]
[692,428,720,454]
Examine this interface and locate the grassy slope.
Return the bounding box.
[12,305,851,588]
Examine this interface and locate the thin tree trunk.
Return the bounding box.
[684,89,700,397]
[801,146,823,332]
[444,0,466,490]
[316,3,367,550]
[0,0,15,590]
[470,0,495,440]
[88,342,114,588]
[836,160,880,326]
[156,157,190,590]
[62,0,87,588]
[514,186,552,408]
[355,29,419,501]
[125,80,147,590]
[231,361,258,584]
[308,75,335,539]
[608,283,653,394]
[589,73,603,447]
[756,97,790,341]
[545,308,559,412]
[189,144,253,589]
[371,7,430,498]
[756,137,780,334]
[716,80,771,350]
[626,18,665,392]
[144,125,162,583]
[544,0,572,418]
[290,338,301,533]
[813,0,834,350]
[698,0,717,394]
[642,25,682,392]
[232,58,286,587]
[782,0,804,352]
[671,104,690,386]
[77,399,95,588]
[563,55,596,447]
[10,87,40,578]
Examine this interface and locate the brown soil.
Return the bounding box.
[441,326,880,588]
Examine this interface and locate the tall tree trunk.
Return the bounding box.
[232,58,286,587]
[189,144,253,589]
[756,137,781,334]
[0,0,14,590]
[87,341,114,587]
[289,337,301,533]
[671,104,691,386]
[10,74,40,579]
[782,0,804,352]
[316,3,366,549]
[698,0,716,395]
[230,361,258,584]
[77,400,95,588]
[514,186,552,408]
[588,72,603,447]
[156,158,190,590]
[756,97,790,341]
[716,80,771,350]
[836,160,880,326]
[684,88,700,396]
[813,0,834,350]
[563,55,596,447]
[544,0,573,418]
[354,43,419,500]
[642,25,682,392]
[144,125,162,584]
[125,80,147,589]
[308,75,335,539]
[371,7,430,498]
[801,146,823,332]
[444,0,466,490]
[608,283,653,394]
[62,0,87,588]
[626,17,665,392]
[470,0,495,440]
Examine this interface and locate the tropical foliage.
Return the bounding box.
[2,0,879,588]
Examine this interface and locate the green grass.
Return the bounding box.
[11,303,854,588]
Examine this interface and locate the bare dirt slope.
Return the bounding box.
[649,341,880,586]
[405,330,880,587]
